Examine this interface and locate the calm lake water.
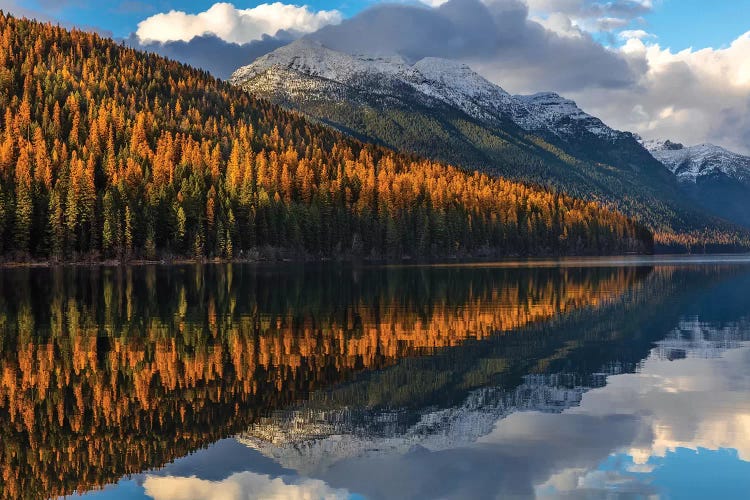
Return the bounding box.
[2,257,750,499]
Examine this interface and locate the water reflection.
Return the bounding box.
[0,263,644,499]
[0,261,749,498]
[223,264,750,499]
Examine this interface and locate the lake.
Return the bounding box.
[1,257,750,499]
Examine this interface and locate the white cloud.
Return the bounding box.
[526,0,653,34]
[143,471,350,500]
[569,30,750,153]
[531,12,585,38]
[419,0,451,7]
[135,2,342,45]
[618,29,656,40]
[573,334,750,463]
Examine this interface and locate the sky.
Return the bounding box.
[3,0,750,152]
[7,0,750,50]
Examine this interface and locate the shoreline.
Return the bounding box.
[2,250,749,269]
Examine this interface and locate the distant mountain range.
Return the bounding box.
[231,39,750,250]
[642,139,750,228]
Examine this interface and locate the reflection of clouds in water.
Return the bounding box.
[570,339,750,463]
[313,413,643,499]
[536,468,658,498]
[143,471,349,500]
[317,327,750,498]
[520,330,750,497]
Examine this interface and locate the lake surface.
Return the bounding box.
[1,257,750,499]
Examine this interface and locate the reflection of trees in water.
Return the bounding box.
[0,263,655,498]
[241,266,750,472]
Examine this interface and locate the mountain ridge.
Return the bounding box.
[230,39,619,142]
[642,138,750,227]
[643,139,750,185]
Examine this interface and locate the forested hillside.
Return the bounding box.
[0,14,651,261]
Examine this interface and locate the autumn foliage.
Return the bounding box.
[0,13,651,261]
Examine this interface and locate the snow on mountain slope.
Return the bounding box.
[230,39,622,141]
[643,139,750,185]
[230,39,414,88]
[514,92,619,139]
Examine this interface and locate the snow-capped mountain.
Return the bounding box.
[230,39,620,142]
[514,92,619,139]
[237,374,595,474]
[643,139,750,186]
[641,139,750,227]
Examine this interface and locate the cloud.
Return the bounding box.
[130,32,293,80]
[532,12,585,38]
[307,0,636,92]
[143,471,350,500]
[618,29,656,40]
[571,30,750,153]
[311,413,643,499]
[135,2,342,45]
[531,336,750,496]
[526,0,652,33]
[572,328,750,463]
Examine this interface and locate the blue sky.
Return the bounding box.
[646,0,750,50]
[10,0,750,51]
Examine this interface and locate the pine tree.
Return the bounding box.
[13,143,33,255]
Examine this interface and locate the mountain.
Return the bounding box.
[0,13,652,262]
[229,40,614,144]
[643,139,750,227]
[239,376,590,475]
[231,39,749,251]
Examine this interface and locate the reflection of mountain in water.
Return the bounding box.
[239,374,595,473]
[238,267,750,476]
[0,264,648,499]
[655,318,750,361]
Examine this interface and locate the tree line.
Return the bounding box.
[0,13,652,262]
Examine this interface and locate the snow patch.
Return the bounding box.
[642,139,750,184]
